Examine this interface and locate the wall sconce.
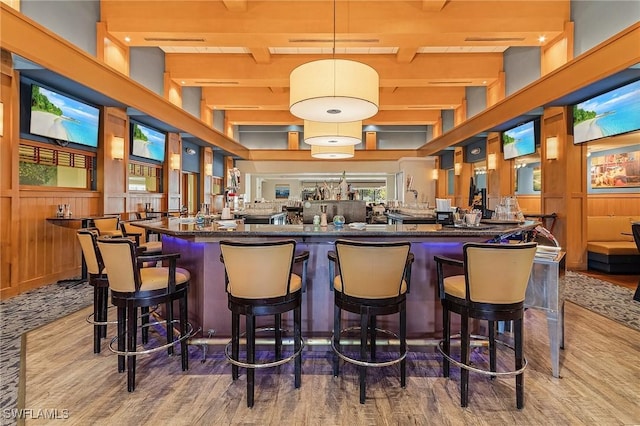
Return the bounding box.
[204,163,213,176]
[487,153,497,171]
[111,136,125,160]
[170,153,181,171]
[546,136,559,160]
[185,147,196,155]
[431,169,439,180]
[454,162,462,176]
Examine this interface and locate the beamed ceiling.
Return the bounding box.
[100,0,569,129]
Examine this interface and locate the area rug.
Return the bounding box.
[564,271,640,332]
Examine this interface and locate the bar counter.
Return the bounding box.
[135,219,539,339]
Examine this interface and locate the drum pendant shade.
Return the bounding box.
[311,145,355,159]
[290,59,379,123]
[304,120,362,146]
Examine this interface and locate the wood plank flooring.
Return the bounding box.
[21,302,640,425]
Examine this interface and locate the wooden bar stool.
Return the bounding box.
[219,239,304,408]
[331,239,412,404]
[97,238,193,392]
[434,242,537,409]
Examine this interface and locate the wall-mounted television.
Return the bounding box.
[573,79,640,144]
[502,120,537,160]
[130,122,166,162]
[29,84,99,148]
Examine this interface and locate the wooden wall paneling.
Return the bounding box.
[517,195,541,215]
[166,133,182,211]
[587,194,640,216]
[485,132,501,209]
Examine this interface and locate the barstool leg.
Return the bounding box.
[117,306,126,373]
[93,285,101,354]
[127,302,137,392]
[333,305,341,377]
[180,293,189,372]
[100,287,108,338]
[489,320,496,379]
[515,317,524,409]
[275,313,282,360]
[442,303,450,377]
[460,312,469,407]
[166,300,174,355]
[400,308,406,388]
[359,313,368,404]
[294,304,302,389]
[246,314,256,408]
[141,306,149,344]
[231,312,239,380]
[369,315,377,361]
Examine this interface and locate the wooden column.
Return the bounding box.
[100,107,128,215]
[541,106,587,270]
[164,72,182,107]
[287,131,299,150]
[166,133,182,211]
[365,131,377,150]
[96,22,129,76]
[201,147,214,207]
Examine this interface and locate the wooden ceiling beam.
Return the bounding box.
[167,53,502,87]
[248,149,419,162]
[202,86,465,110]
[101,1,567,47]
[223,109,442,126]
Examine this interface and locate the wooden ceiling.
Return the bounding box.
[100,0,569,127]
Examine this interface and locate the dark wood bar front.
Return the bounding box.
[136,219,539,339]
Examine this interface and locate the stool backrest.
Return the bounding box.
[97,238,139,293]
[93,217,120,234]
[632,222,640,251]
[335,239,410,299]
[463,242,537,304]
[77,228,103,275]
[121,220,148,242]
[220,240,296,299]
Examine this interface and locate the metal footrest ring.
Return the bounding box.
[224,326,305,370]
[108,319,195,356]
[332,326,408,368]
[437,333,528,377]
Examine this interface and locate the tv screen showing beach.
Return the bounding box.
[573,79,640,144]
[131,123,166,162]
[29,85,99,147]
[502,121,536,160]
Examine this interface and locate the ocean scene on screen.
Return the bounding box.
[574,79,640,144]
[30,85,99,147]
[502,121,535,160]
[132,123,166,162]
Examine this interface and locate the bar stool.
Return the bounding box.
[632,223,640,302]
[331,239,412,404]
[219,239,303,408]
[120,220,163,254]
[434,242,537,409]
[77,228,111,353]
[97,238,193,392]
[93,217,123,237]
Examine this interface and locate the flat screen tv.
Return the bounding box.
[130,122,166,162]
[573,79,640,144]
[502,120,536,160]
[29,84,99,147]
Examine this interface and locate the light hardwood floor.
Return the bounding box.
[21,302,640,425]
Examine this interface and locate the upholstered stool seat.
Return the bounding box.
[330,239,412,404]
[434,242,537,409]
[220,239,303,408]
[97,238,193,392]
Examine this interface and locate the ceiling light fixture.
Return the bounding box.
[289,0,379,122]
[311,145,355,159]
[304,120,362,146]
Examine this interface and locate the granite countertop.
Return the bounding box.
[134,217,539,239]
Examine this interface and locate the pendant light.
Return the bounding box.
[304,120,362,146]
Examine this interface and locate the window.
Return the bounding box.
[19,143,95,189]
[128,162,163,192]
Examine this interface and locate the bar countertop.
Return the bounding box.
[135,217,539,241]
